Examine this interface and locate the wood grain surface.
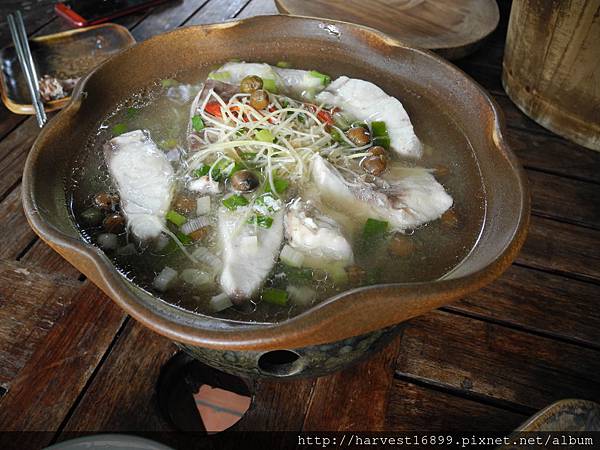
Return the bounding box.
[0,0,599,447]
[503,0,600,151]
[275,0,500,58]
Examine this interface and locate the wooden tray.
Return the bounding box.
[275,0,499,59]
[0,23,135,115]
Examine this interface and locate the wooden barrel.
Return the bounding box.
[502,0,600,151]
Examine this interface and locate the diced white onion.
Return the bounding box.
[196,196,211,215]
[153,266,178,292]
[280,244,304,268]
[97,233,118,250]
[192,247,223,272]
[287,285,317,306]
[209,292,232,312]
[180,268,211,287]
[116,242,137,256]
[181,217,210,235]
[154,233,171,251]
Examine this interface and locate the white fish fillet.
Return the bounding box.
[315,76,422,158]
[284,199,353,264]
[311,155,452,231]
[218,206,284,302]
[104,130,174,240]
[210,62,327,99]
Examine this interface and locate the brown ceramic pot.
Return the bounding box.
[22,15,529,378]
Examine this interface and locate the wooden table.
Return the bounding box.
[0,1,599,447]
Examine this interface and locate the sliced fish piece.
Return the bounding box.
[284,198,353,264]
[104,130,174,240]
[311,155,452,231]
[218,206,284,303]
[209,62,328,99]
[315,76,422,158]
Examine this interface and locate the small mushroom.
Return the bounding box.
[346,126,371,146]
[94,192,119,210]
[103,213,125,234]
[230,170,259,192]
[434,164,450,177]
[249,89,269,110]
[189,226,210,242]
[361,155,387,176]
[368,146,386,157]
[240,75,263,94]
[346,264,366,284]
[173,195,196,215]
[388,234,416,257]
[441,209,458,227]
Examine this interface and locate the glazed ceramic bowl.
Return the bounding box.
[22,15,529,378]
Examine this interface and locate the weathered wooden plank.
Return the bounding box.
[528,170,600,229]
[132,0,211,41]
[507,126,600,184]
[0,259,80,386]
[19,239,82,280]
[396,310,600,411]
[0,107,26,142]
[302,335,404,431]
[0,117,40,197]
[0,283,125,449]
[0,0,58,47]
[0,186,36,259]
[237,378,314,431]
[449,265,600,349]
[186,0,253,26]
[385,379,527,432]
[61,320,176,433]
[237,0,279,18]
[518,216,600,284]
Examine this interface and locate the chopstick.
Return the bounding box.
[7,11,47,127]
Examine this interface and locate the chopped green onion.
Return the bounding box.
[191,115,204,132]
[262,288,288,306]
[363,218,388,239]
[194,165,210,178]
[126,107,138,119]
[176,232,193,246]
[227,161,244,177]
[222,194,249,211]
[255,129,274,143]
[262,78,278,93]
[283,265,314,283]
[166,210,187,227]
[309,70,331,86]
[371,121,387,137]
[373,136,391,150]
[276,61,292,68]
[265,177,289,194]
[111,123,127,136]
[247,214,273,228]
[371,121,390,149]
[207,70,231,81]
[161,78,178,87]
[255,193,279,213]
